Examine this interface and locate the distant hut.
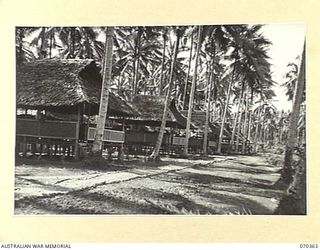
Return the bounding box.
[111,95,193,155]
[124,95,188,128]
[180,110,236,153]
[16,59,138,159]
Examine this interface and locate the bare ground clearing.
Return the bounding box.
[14,153,284,215]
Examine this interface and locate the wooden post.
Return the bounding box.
[15,138,19,157]
[118,118,125,161]
[168,128,173,155]
[54,144,58,156]
[22,136,27,157]
[31,142,36,156]
[38,142,43,160]
[74,104,81,160]
[87,104,91,141]
[49,140,53,158]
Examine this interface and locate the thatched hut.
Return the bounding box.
[120,95,189,128]
[16,59,138,159]
[179,110,237,153]
[16,59,136,116]
[110,95,194,154]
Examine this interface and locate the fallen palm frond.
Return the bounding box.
[225,207,252,215]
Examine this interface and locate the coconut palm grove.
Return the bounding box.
[15,25,306,215]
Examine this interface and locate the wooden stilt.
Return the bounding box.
[87,104,91,140]
[15,138,19,157]
[53,144,57,156]
[118,118,125,161]
[74,105,81,160]
[49,141,53,158]
[61,142,66,160]
[47,140,51,156]
[22,136,27,157]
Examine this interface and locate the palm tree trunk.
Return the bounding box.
[182,33,194,109]
[230,82,244,149]
[70,27,76,59]
[264,125,268,146]
[247,109,253,146]
[235,92,245,152]
[253,100,263,152]
[279,126,284,144]
[183,26,202,156]
[203,38,216,155]
[92,27,115,155]
[282,42,306,184]
[18,29,24,63]
[247,90,254,146]
[133,27,142,95]
[49,33,53,59]
[159,32,167,95]
[150,29,181,160]
[217,69,234,154]
[261,117,265,145]
[242,88,249,153]
[203,64,213,155]
[133,53,140,95]
[40,27,46,59]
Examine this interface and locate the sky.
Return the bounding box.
[260,23,305,111]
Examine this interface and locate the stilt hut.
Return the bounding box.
[179,110,235,154]
[16,59,138,160]
[112,95,194,155]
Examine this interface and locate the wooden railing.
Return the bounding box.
[125,131,170,145]
[16,119,125,143]
[16,119,78,139]
[87,127,125,143]
[172,136,201,147]
[172,136,217,148]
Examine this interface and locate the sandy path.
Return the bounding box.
[14,154,284,215]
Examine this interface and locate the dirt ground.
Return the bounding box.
[14,153,285,215]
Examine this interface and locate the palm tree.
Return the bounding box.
[92,27,115,155]
[23,26,105,60]
[16,27,40,63]
[217,68,235,154]
[183,25,202,156]
[282,42,306,184]
[241,88,250,153]
[253,100,264,152]
[113,26,162,98]
[230,81,245,151]
[159,28,168,95]
[282,61,299,101]
[224,24,273,154]
[202,59,214,155]
[182,27,195,108]
[149,27,183,160]
[57,27,104,59]
[200,26,228,155]
[216,25,247,154]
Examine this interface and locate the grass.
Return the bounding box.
[144,200,211,215]
[225,207,252,215]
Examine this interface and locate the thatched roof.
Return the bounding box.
[132,95,169,121]
[180,110,235,139]
[16,59,137,117]
[115,95,195,129]
[181,110,206,129]
[209,122,232,140]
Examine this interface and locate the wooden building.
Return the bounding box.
[16,59,138,159]
[111,95,193,155]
